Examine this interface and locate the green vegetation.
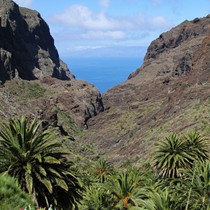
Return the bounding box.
[153,131,208,178]
[0,116,82,209]
[26,82,46,98]
[75,131,210,210]
[0,81,46,108]
[0,116,209,209]
[0,175,34,210]
[57,107,82,135]
[15,81,46,99]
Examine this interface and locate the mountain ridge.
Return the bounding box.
[0,0,209,165]
[0,0,104,135]
[79,14,210,165]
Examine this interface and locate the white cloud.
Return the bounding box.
[13,0,32,7]
[73,45,104,51]
[151,16,171,27]
[52,29,126,41]
[152,0,161,6]
[133,13,172,30]
[50,3,173,55]
[100,0,109,8]
[51,4,171,32]
[51,4,132,30]
[81,30,126,40]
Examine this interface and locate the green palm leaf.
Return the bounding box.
[0,116,82,209]
[25,171,33,194]
[35,172,53,194]
[154,133,195,178]
[55,178,68,191]
[48,168,62,178]
[44,156,61,164]
[38,166,47,176]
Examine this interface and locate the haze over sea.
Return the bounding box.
[64,57,143,94]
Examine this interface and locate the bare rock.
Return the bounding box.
[0,1,104,133]
[0,0,74,82]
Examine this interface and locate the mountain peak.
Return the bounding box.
[0,0,74,82]
[145,15,210,61]
[0,0,104,131]
[128,15,210,82]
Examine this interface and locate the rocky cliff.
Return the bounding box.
[0,0,104,133]
[0,0,209,165]
[80,15,210,165]
[0,0,73,82]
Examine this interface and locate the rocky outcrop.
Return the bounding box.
[0,0,73,82]
[129,15,210,80]
[0,76,104,136]
[145,16,210,60]
[80,15,210,165]
[0,0,104,132]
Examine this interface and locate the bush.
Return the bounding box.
[0,175,34,210]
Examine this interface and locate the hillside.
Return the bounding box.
[0,0,104,136]
[0,0,209,166]
[79,15,210,165]
[1,2,210,209]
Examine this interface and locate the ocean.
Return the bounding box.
[63,57,143,94]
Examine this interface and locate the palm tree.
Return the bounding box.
[154,132,209,178]
[0,116,82,209]
[93,158,114,183]
[79,184,114,210]
[138,188,173,210]
[153,133,194,178]
[111,170,143,209]
[184,131,209,163]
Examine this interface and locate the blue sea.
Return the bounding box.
[63,57,143,94]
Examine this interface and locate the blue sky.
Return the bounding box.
[14,0,210,58]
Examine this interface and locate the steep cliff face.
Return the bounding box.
[0,0,73,82]
[129,15,210,81]
[0,0,104,132]
[80,15,210,165]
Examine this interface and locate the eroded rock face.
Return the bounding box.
[0,0,104,131]
[0,0,73,82]
[145,17,210,60]
[129,15,210,80]
[80,15,210,164]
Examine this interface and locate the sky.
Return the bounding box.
[13,0,210,58]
